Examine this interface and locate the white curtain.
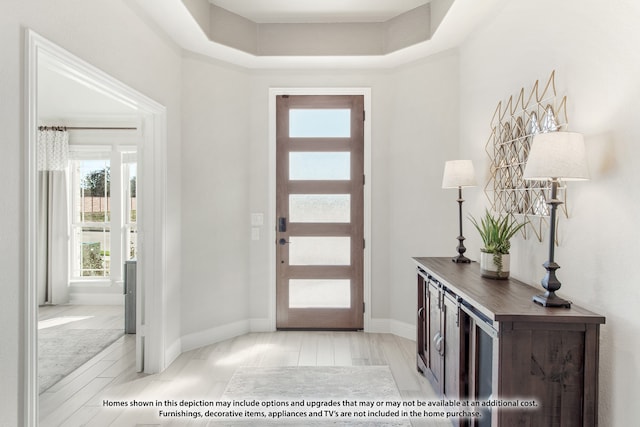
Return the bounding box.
[37,129,70,305]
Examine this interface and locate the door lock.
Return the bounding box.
[278,217,287,232]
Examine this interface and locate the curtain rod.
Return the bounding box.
[38,125,137,131]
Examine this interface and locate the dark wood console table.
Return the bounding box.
[414,257,605,427]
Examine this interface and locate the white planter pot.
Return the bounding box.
[480,252,510,280]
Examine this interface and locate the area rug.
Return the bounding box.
[38,328,123,393]
[216,366,412,426]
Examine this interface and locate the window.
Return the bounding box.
[70,156,111,277]
[69,147,136,283]
[122,152,137,261]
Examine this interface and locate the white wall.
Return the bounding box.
[179,64,398,332]
[179,57,460,336]
[245,64,459,330]
[388,51,460,326]
[0,1,182,425]
[180,54,252,346]
[458,0,640,425]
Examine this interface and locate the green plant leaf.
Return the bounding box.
[468,209,527,256]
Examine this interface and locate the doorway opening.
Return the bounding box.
[37,142,138,394]
[25,30,168,426]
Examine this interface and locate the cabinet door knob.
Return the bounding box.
[418,307,424,319]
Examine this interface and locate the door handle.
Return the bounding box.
[278,217,287,232]
[433,332,444,356]
[278,238,290,245]
[437,335,445,356]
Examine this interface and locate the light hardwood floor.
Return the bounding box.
[39,328,450,427]
[38,304,125,335]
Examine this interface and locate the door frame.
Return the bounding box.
[267,88,372,331]
[24,30,168,426]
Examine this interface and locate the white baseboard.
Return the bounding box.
[367,317,391,333]
[389,319,416,341]
[367,318,415,341]
[249,318,274,332]
[180,320,251,352]
[165,337,182,369]
[178,318,272,356]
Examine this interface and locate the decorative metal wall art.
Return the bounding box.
[484,71,569,242]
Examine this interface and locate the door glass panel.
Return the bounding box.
[289,109,350,138]
[289,152,350,180]
[289,280,351,308]
[289,237,350,265]
[289,194,350,223]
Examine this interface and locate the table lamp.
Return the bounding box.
[442,160,477,263]
[523,131,589,308]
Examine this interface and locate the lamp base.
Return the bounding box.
[533,293,571,308]
[452,254,471,263]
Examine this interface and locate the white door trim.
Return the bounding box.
[24,29,168,426]
[267,87,372,332]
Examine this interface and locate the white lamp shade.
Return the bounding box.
[523,132,589,181]
[442,160,477,188]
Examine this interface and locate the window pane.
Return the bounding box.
[289,280,351,308]
[128,163,137,223]
[289,109,350,138]
[289,236,350,265]
[289,152,350,180]
[289,194,350,223]
[122,156,138,261]
[73,226,111,277]
[75,159,111,222]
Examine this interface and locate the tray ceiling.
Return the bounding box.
[208,0,431,23]
[132,0,505,68]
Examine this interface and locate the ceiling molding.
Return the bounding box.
[208,0,431,24]
[132,0,505,69]
[199,2,435,57]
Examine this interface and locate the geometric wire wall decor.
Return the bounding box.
[484,70,569,242]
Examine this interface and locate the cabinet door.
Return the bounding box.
[442,293,466,401]
[417,273,428,368]
[467,316,497,427]
[427,280,443,391]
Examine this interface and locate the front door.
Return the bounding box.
[276,95,364,329]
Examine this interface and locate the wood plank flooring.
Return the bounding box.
[39,326,450,426]
[38,304,125,331]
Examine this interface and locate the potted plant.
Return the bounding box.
[469,210,526,279]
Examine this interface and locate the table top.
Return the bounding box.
[413,257,605,324]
